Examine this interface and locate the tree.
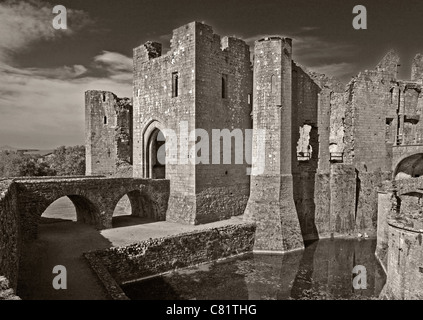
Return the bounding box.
[45,145,85,176]
[0,146,85,178]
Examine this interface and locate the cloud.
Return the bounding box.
[0,0,92,62]
[292,36,356,62]
[1,63,88,79]
[306,62,357,79]
[299,26,320,32]
[0,0,131,149]
[292,36,358,79]
[242,32,357,79]
[93,51,133,82]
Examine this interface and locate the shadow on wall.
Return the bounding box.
[112,192,158,228]
[293,125,319,241]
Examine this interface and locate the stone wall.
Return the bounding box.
[376,191,395,270]
[85,223,255,285]
[14,177,169,241]
[315,165,390,238]
[244,37,303,252]
[376,180,423,299]
[0,180,19,291]
[194,25,252,224]
[383,221,423,299]
[85,91,133,177]
[292,64,320,240]
[133,23,197,224]
[133,22,252,225]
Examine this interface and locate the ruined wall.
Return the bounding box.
[343,54,397,171]
[376,187,396,270]
[329,92,346,155]
[412,54,423,81]
[0,180,19,292]
[332,52,400,237]
[85,223,255,284]
[292,64,320,240]
[376,179,423,299]
[86,91,133,177]
[194,25,253,223]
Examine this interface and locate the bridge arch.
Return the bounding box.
[110,188,162,223]
[37,193,100,225]
[21,193,101,241]
[15,177,170,241]
[41,195,100,225]
[393,153,423,180]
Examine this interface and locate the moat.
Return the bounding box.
[122,239,386,300]
[15,198,386,300]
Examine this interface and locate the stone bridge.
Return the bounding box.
[13,177,169,241]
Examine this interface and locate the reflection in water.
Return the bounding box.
[122,239,386,300]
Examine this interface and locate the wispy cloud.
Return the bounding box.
[0,0,131,149]
[93,51,133,82]
[292,36,356,62]
[0,64,132,149]
[0,0,91,62]
[292,36,357,79]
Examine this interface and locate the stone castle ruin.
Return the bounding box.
[1,21,423,299]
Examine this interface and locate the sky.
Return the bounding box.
[0,0,423,149]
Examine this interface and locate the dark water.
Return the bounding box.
[122,239,386,300]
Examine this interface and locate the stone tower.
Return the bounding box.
[85,90,133,177]
[244,37,304,252]
[132,22,253,225]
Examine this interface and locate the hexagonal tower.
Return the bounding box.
[244,37,304,252]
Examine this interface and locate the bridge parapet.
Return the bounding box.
[14,177,170,241]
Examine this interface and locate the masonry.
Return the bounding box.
[84,222,255,295]
[86,91,133,177]
[2,21,423,299]
[0,176,170,296]
[84,21,423,246]
[132,22,253,225]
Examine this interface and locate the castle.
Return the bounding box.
[85,21,423,243]
[1,21,422,300]
[85,22,423,298]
